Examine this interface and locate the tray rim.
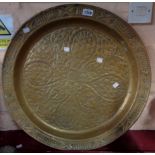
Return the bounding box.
[2,4,151,150]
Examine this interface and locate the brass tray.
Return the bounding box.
[2,4,151,150]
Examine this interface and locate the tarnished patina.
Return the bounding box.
[2,4,151,150]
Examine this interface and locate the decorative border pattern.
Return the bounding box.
[2,4,151,150]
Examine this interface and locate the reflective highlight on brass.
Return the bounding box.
[2,4,151,150]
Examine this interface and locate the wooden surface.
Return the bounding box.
[0,2,155,131]
[1,130,155,152]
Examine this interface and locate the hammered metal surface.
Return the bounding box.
[2,4,151,150]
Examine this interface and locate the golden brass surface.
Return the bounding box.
[2,4,151,150]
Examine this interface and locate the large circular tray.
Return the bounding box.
[2,4,151,150]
